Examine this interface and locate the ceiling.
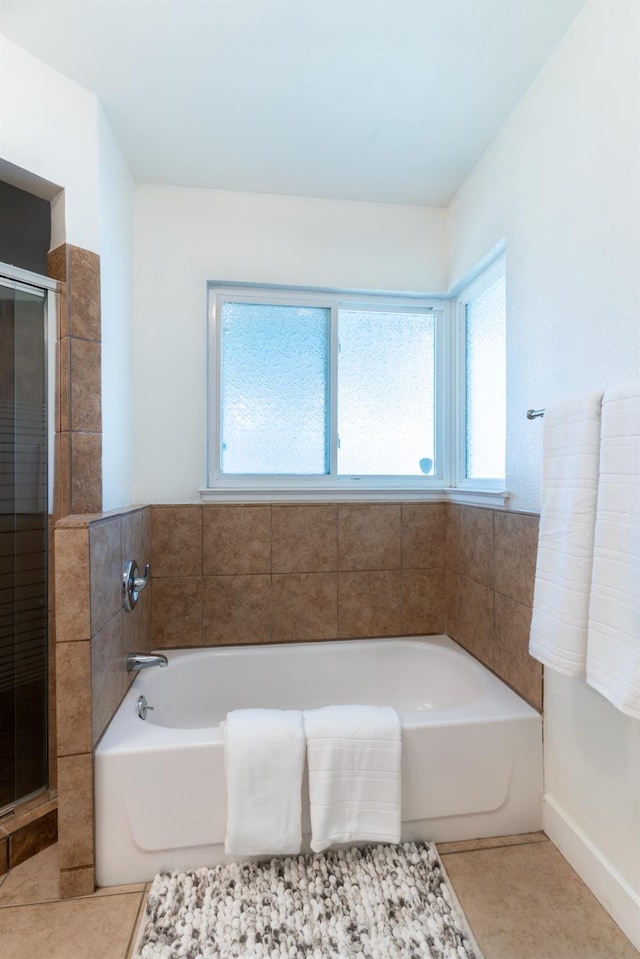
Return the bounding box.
[0,0,586,206]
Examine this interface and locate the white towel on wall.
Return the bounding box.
[529,391,603,676]
[222,708,305,856]
[587,380,640,718]
[303,705,401,854]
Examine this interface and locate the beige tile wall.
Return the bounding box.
[150,503,447,648]
[48,244,102,518]
[447,505,542,710]
[150,501,541,710]
[45,243,103,808]
[54,506,151,897]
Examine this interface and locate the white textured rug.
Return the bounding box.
[134,842,483,959]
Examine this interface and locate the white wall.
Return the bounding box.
[98,105,135,510]
[132,186,446,502]
[447,0,640,941]
[448,1,640,514]
[0,35,100,253]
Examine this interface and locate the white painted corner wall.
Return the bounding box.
[447,0,640,515]
[98,105,135,510]
[446,0,640,946]
[543,685,640,951]
[131,186,446,502]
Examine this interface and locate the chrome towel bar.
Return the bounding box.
[526,408,545,419]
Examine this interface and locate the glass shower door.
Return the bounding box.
[0,279,48,811]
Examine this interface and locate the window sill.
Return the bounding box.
[443,488,510,508]
[200,486,510,506]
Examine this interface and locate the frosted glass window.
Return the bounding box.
[465,272,506,479]
[220,301,330,474]
[337,311,435,476]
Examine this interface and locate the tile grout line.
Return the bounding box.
[124,887,149,959]
[0,887,147,911]
[201,505,204,641]
[269,505,273,643]
[437,836,550,857]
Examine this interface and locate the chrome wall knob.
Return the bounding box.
[123,560,150,611]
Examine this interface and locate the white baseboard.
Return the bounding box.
[543,796,640,951]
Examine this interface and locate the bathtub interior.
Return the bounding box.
[95,635,543,886]
[133,637,492,729]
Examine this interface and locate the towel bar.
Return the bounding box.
[526,408,545,419]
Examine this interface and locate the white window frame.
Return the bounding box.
[202,277,509,505]
[205,283,450,499]
[453,254,507,493]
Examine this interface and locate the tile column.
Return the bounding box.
[48,243,102,517]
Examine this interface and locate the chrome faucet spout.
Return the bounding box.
[127,653,168,672]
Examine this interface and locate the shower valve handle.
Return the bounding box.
[123,560,151,612]
[133,564,150,592]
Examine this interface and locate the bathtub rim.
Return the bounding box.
[96,634,540,756]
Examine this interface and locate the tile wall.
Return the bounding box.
[150,503,447,647]
[447,506,542,710]
[54,507,151,897]
[48,244,102,518]
[149,501,542,709]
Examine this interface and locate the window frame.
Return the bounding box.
[206,283,450,495]
[453,254,507,492]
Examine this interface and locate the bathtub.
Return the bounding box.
[94,635,542,886]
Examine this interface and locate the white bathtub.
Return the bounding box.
[95,635,542,886]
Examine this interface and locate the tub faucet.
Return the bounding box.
[127,652,168,671]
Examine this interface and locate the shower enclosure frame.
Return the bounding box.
[0,260,59,820]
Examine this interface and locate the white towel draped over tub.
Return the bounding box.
[587,381,640,718]
[303,705,402,853]
[529,391,603,677]
[222,708,305,856]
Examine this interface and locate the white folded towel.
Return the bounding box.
[529,391,603,676]
[587,381,640,718]
[222,708,305,856]
[303,705,401,853]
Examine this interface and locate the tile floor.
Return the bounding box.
[0,834,637,958]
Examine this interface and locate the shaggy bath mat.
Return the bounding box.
[133,842,483,959]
